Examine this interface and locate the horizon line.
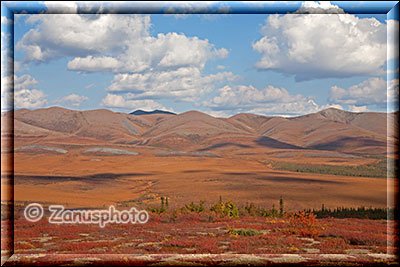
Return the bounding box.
[2,106,397,119]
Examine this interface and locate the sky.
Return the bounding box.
[1,1,399,117]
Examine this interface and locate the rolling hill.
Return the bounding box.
[5,107,397,156]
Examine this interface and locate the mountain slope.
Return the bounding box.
[10,107,395,155]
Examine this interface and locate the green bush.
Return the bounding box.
[227,228,262,236]
[185,200,205,213]
[243,202,279,218]
[266,160,390,178]
[211,197,239,218]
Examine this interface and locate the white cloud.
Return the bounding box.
[17,14,231,104]
[67,32,228,73]
[1,74,47,110]
[107,68,237,101]
[347,105,369,112]
[67,56,121,73]
[14,89,48,109]
[101,94,166,111]
[17,14,150,62]
[253,14,387,80]
[328,78,389,107]
[294,1,345,14]
[204,84,321,115]
[17,14,227,74]
[2,74,38,91]
[207,110,230,118]
[55,94,88,107]
[319,103,344,110]
[14,74,38,90]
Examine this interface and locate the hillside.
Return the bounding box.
[6,107,396,156]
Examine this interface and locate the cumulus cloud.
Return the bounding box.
[253,13,388,80]
[2,74,39,92]
[14,74,38,90]
[14,89,48,109]
[347,105,369,112]
[319,103,344,110]
[107,68,237,101]
[204,84,321,116]
[294,1,345,14]
[67,32,228,73]
[55,94,88,107]
[17,14,228,73]
[101,94,166,111]
[17,14,150,62]
[17,14,231,105]
[1,74,48,110]
[328,78,389,107]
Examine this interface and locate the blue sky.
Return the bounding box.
[1,1,399,116]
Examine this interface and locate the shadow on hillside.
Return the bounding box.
[255,136,303,150]
[310,137,386,151]
[14,172,154,184]
[197,142,252,151]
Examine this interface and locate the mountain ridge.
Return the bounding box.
[6,107,397,155]
[130,109,176,116]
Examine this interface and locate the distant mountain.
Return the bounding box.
[8,107,397,155]
[130,109,176,116]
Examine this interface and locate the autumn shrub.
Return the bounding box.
[184,200,205,214]
[289,211,320,238]
[243,202,279,218]
[211,198,239,218]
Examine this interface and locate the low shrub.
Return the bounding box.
[289,211,320,238]
[226,228,262,236]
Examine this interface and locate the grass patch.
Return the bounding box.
[265,159,392,178]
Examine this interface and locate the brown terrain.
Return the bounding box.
[1,107,397,210]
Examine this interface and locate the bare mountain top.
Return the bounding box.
[8,107,397,155]
[130,109,176,116]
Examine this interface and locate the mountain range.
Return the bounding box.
[130,109,176,116]
[6,107,398,156]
